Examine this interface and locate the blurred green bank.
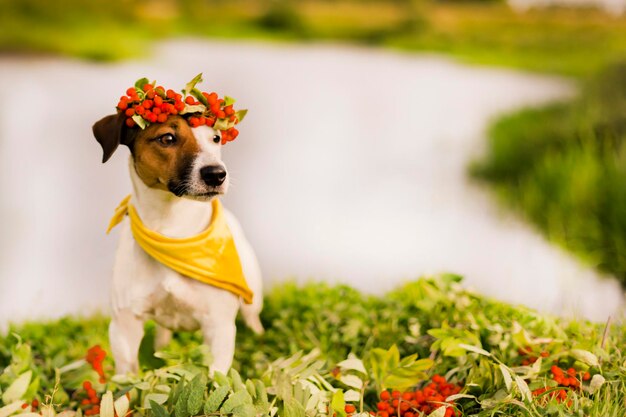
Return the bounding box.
[0,0,625,77]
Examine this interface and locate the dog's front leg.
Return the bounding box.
[201,320,236,374]
[109,310,144,375]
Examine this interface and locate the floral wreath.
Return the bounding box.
[116,74,247,144]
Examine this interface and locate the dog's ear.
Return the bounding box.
[92,113,130,163]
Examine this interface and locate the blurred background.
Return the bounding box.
[0,0,625,327]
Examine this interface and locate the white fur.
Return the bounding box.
[109,126,263,375]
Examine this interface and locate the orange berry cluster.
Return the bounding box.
[531,365,591,405]
[21,400,38,410]
[518,347,549,366]
[116,78,242,145]
[373,376,462,417]
[86,345,107,383]
[81,381,101,416]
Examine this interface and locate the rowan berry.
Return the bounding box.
[126,87,136,96]
[157,114,168,123]
[583,372,591,381]
[217,110,226,119]
[185,96,195,105]
[143,83,153,91]
[142,100,153,109]
[146,90,155,99]
[125,108,135,117]
[117,100,128,110]
[126,118,135,127]
[344,404,356,413]
[154,96,163,106]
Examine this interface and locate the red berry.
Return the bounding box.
[185,96,195,105]
[117,101,128,110]
[126,118,135,127]
[143,100,153,109]
[583,372,591,381]
[146,90,155,99]
[217,110,226,119]
[175,101,185,111]
[157,113,168,123]
[125,108,135,117]
[126,87,136,96]
[344,404,356,413]
[154,96,163,106]
[143,83,153,91]
[166,89,176,99]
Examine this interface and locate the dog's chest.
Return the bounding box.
[111,219,218,331]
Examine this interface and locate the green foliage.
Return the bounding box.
[1,277,625,416]
[0,0,624,77]
[472,61,626,286]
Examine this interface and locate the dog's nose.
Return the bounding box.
[200,165,227,186]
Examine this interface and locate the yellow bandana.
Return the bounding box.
[107,195,253,304]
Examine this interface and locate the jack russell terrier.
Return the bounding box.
[92,109,264,375]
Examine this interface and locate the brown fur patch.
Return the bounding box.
[131,116,200,193]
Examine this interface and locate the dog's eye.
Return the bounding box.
[212,134,221,144]
[157,133,176,147]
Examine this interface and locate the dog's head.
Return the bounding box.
[92,114,228,200]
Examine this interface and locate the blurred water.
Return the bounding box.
[0,39,623,327]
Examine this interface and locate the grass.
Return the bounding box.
[1,276,625,416]
[1,0,625,77]
[472,61,626,285]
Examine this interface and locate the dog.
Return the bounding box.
[92,112,264,375]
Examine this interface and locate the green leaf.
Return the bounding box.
[175,381,190,417]
[213,118,233,131]
[513,375,532,402]
[187,373,207,415]
[180,104,206,115]
[131,114,148,129]
[204,386,230,413]
[135,77,150,91]
[234,109,248,123]
[150,400,170,417]
[337,357,367,375]
[231,404,256,417]
[183,74,203,97]
[459,344,491,357]
[213,371,231,388]
[330,390,346,417]
[570,349,599,367]
[190,89,208,106]
[588,374,605,394]
[114,394,129,417]
[228,368,245,392]
[144,393,169,408]
[2,370,32,403]
[283,397,305,417]
[0,401,25,417]
[427,406,447,417]
[223,96,236,106]
[100,391,115,417]
[221,390,251,413]
[499,364,512,392]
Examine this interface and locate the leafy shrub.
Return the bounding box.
[1,276,625,416]
[472,61,626,285]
